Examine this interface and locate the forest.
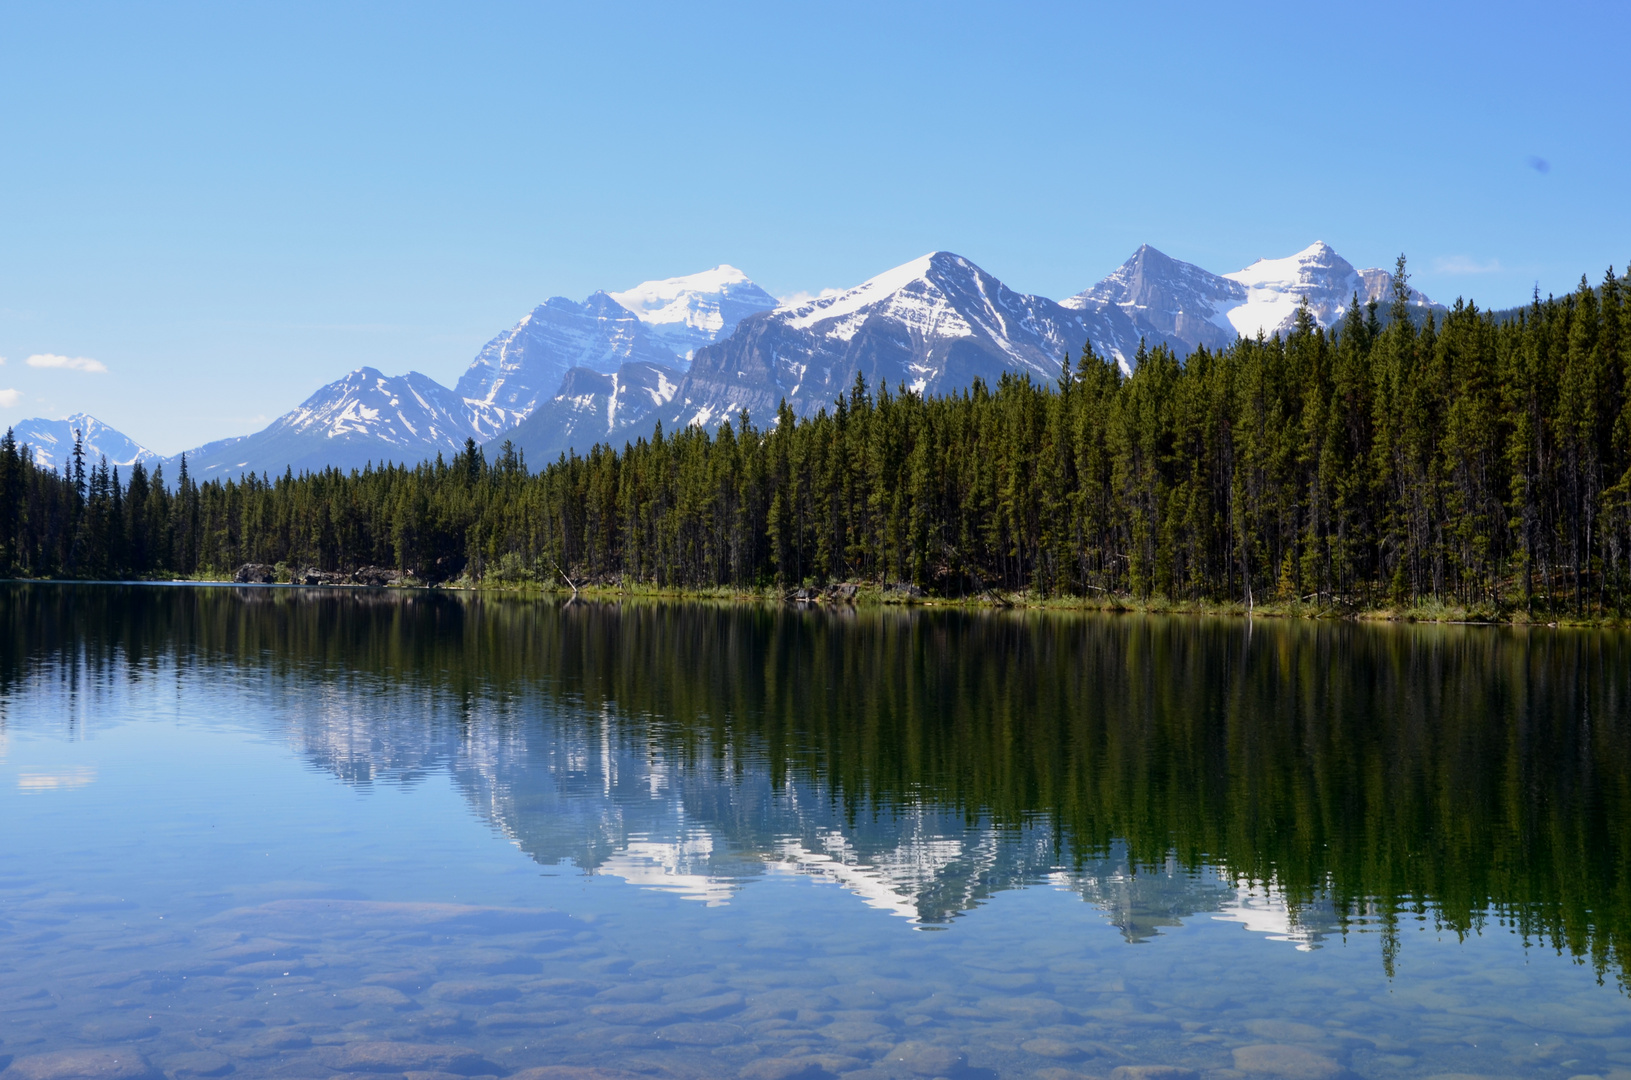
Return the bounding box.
[3,261,1630,616]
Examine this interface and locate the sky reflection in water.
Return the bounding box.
[0,584,1627,1080]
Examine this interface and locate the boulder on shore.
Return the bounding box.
[232,563,276,584]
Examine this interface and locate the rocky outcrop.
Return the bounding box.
[234,564,409,586]
[292,566,409,587]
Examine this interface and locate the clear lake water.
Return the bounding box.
[1,583,1628,1080]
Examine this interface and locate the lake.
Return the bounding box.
[1,584,1628,1080]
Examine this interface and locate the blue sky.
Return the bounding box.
[1,1,1625,453]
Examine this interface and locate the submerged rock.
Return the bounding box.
[508,1069,651,1080]
[739,1059,836,1080]
[155,1051,233,1079]
[583,1002,678,1025]
[428,980,521,1005]
[244,1030,310,1054]
[317,1042,497,1075]
[1109,1068,1199,1080]
[1232,1044,1347,1079]
[1022,1038,1084,1060]
[654,1021,745,1045]
[6,1050,162,1080]
[821,1019,893,1042]
[335,985,416,1009]
[1242,1019,1333,1044]
[670,990,746,1017]
[475,1011,575,1032]
[75,1024,157,1044]
[884,1042,967,1076]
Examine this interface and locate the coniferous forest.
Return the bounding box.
[5,264,1631,616]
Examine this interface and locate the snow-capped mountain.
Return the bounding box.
[1220,241,1438,336]
[9,413,158,471]
[670,251,1178,430]
[123,244,1448,483]
[1071,241,1441,352]
[455,293,678,441]
[607,265,778,362]
[494,360,683,465]
[457,269,777,440]
[174,368,479,480]
[156,266,772,481]
[1065,244,1246,352]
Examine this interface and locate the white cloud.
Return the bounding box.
[1432,256,1503,275]
[0,389,21,408]
[26,353,108,373]
[777,287,844,308]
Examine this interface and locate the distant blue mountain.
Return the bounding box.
[10,413,158,472]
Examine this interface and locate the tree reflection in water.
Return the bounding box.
[3,583,1627,989]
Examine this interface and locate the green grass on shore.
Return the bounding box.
[446,577,1629,626]
[16,571,1622,626]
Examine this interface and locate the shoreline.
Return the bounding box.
[2,575,1621,627]
[519,582,1616,627]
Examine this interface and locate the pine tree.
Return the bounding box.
[0,428,18,575]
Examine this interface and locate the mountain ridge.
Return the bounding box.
[17,243,1445,481]
[667,250,1185,432]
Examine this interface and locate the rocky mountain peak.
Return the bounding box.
[1071,241,1445,353]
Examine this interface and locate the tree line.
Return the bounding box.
[3,260,1631,614]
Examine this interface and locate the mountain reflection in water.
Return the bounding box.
[2,583,1628,987]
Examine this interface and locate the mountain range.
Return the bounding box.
[8,243,1440,481]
